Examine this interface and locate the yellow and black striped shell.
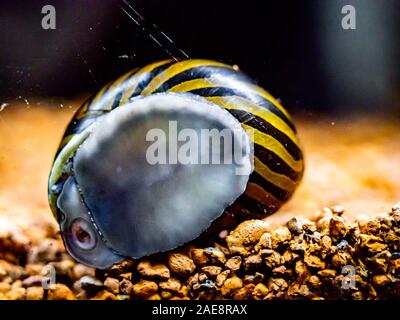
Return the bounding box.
[48,59,304,268]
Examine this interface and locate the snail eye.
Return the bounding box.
[69,218,97,251]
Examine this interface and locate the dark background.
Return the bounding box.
[0,0,399,114]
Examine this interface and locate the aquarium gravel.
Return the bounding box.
[0,204,399,300]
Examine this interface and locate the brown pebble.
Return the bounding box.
[331,252,350,268]
[107,260,134,275]
[331,206,345,215]
[7,265,26,281]
[51,260,75,277]
[119,272,132,281]
[329,216,349,238]
[28,239,63,264]
[79,276,104,292]
[287,217,315,235]
[265,251,284,269]
[90,290,117,300]
[307,275,322,290]
[270,227,292,249]
[392,259,400,276]
[132,280,158,298]
[268,278,288,292]
[48,284,75,300]
[201,266,222,278]
[26,286,44,300]
[220,276,243,297]
[226,220,269,256]
[243,272,264,285]
[190,249,209,266]
[317,269,337,278]
[0,264,7,280]
[234,284,255,299]
[352,291,364,300]
[104,277,120,294]
[360,220,380,235]
[372,275,391,288]
[73,264,95,280]
[204,247,226,264]
[253,283,269,299]
[0,282,11,294]
[148,293,162,300]
[178,285,190,298]
[283,250,299,264]
[272,266,287,276]
[213,243,230,256]
[244,254,262,271]
[168,253,196,276]
[370,251,391,273]
[297,284,312,298]
[320,236,333,256]
[215,270,230,287]
[304,253,326,269]
[187,273,199,288]
[6,287,26,300]
[255,233,272,251]
[225,256,242,272]
[360,234,388,253]
[170,296,190,300]
[137,260,170,280]
[72,280,86,299]
[24,264,44,276]
[289,237,308,252]
[159,277,181,293]
[120,278,133,295]
[198,273,208,282]
[160,290,173,299]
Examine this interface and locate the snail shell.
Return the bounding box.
[48,59,304,268]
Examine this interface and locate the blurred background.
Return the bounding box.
[0,0,399,248]
[0,0,399,115]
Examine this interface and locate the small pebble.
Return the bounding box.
[225,256,242,272]
[168,253,196,276]
[104,277,120,294]
[78,276,104,292]
[204,247,226,264]
[90,290,117,300]
[190,249,209,266]
[201,266,222,278]
[220,276,243,297]
[226,220,269,256]
[26,286,44,300]
[48,284,75,300]
[253,283,269,299]
[132,280,158,298]
[137,260,170,280]
[73,264,96,280]
[159,277,181,293]
[119,279,133,295]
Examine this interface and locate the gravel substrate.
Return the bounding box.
[0,204,399,300]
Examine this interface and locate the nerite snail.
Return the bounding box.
[48,59,304,269]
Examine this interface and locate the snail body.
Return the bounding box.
[49,59,304,268]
